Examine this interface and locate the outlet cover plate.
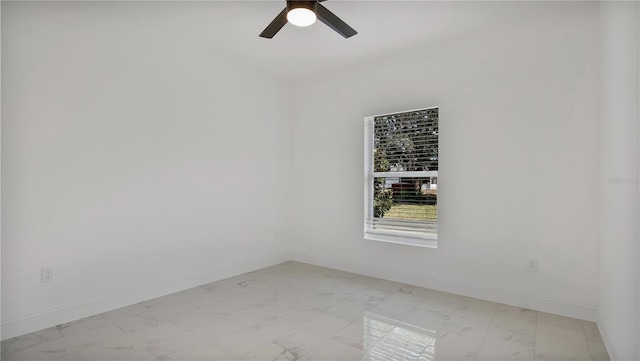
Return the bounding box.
[41,266,54,283]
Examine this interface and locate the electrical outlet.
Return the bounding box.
[527,259,538,272]
[41,266,54,283]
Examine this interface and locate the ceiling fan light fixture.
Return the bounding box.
[259,0,357,39]
[287,7,316,27]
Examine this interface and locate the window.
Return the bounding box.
[364,107,439,247]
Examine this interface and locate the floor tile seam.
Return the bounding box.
[182,291,247,310]
[228,319,302,360]
[243,340,298,361]
[533,310,541,360]
[287,333,357,360]
[71,350,86,361]
[322,309,374,327]
[408,340,431,361]
[48,350,85,361]
[56,318,108,337]
[356,316,399,357]
[193,344,232,361]
[104,348,144,361]
[331,307,390,351]
[385,290,424,315]
[352,290,393,306]
[140,320,235,357]
[489,324,538,339]
[76,339,158,361]
[190,342,234,361]
[473,303,501,361]
[412,303,455,318]
[1,338,46,358]
[522,309,540,361]
[275,338,319,361]
[328,334,360,353]
[366,337,426,361]
[284,336,324,359]
[536,318,596,360]
[580,320,596,361]
[219,312,265,331]
[315,284,356,303]
[272,332,322,360]
[104,324,186,356]
[184,300,250,318]
[209,292,262,309]
[112,317,169,334]
[2,321,106,356]
[3,347,21,360]
[4,323,127,361]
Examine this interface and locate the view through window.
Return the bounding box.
[364,107,439,247]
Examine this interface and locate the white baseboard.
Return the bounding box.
[290,252,598,322]
[2,251,599,341]
[1,253,291,340]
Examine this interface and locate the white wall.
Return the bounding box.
[3,4,638,359]
[1,2,291,339]
[599,2,640,360]
[288,4,602,321]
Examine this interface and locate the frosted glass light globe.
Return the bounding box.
[287,8,316,27]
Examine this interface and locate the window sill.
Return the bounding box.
[364,231,437,249]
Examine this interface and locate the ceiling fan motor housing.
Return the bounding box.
[287,1,318,13]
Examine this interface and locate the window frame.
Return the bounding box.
[364,107,439,248]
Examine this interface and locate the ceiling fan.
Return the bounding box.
[259,0,357,39]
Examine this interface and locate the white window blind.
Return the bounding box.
[364,107,439,247]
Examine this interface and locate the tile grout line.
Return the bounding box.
[235,319,301,360]
[473,302,500,361]
[358,288,404,359]
[580,320,595,361]
[531,308,538,361]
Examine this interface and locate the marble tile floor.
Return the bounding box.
[2,261,610,361]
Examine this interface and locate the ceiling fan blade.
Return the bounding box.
[259,8,288,38]
[316,3,357,38]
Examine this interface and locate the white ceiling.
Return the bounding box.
[23,1,581,82]
[190,1,580,82]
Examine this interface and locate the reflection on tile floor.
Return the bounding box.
[2,261,610,361]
